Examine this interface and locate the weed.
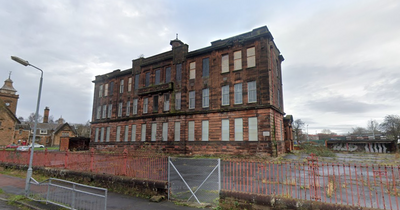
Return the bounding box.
[7,195,26,204]
[299,144,336,157]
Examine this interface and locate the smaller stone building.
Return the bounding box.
[0,98,20,146]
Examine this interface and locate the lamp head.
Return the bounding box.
[11,56,29,66]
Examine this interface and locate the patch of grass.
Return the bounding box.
[0,188,4,194]
[7,195,26,204]
[299,144,336,157]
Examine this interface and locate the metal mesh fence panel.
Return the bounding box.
[169,157,220,205]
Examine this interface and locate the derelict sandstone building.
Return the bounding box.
[90,26,292,155]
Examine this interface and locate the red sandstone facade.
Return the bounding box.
[91,26,291,156]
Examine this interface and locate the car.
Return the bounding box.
[16,146,30,151]
[28,143,45,148]
[6,144,19,149]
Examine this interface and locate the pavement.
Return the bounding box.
[0,174,203,210]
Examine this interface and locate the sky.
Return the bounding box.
[0,0,399,135]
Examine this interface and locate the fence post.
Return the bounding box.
[90,148,95,172]
[307,153,320,201]
[44,148,48,167]
[123,148,128,176]
[65,150,68,169]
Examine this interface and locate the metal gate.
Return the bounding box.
[168,157,220,205]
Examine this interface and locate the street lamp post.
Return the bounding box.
[11,56,43,196]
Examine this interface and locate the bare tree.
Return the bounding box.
[74,121,91,138]
[351,127,368,136]
[293,119,305,142]
[367,119,379,136]
[27,113,43,123]
[380,115,400,140]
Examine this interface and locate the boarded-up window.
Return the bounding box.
[116,126,121,142]
[222,54,229,73]
[234,51,242,70]
[151,123,157,141]
[247,47,256,68]
[174,122,180,141]
[104,84,108,96]
[99,85,103,97]
[95,128,99,142]
[102,105,107,118]
[96,106,101,119]
[235,118,243,141]
[162,122,168,141]
[141,124,146,141]
[175,92,181,110]
[131,125,136,141]
[155,69,161,85]
[128,77,132,92]
[145,72,150,87]
[203,58,209,77]
[124,125,129,141]
[106,127,110,142]
[134,74,140,90]
[202,88,209,108]
[126,101,130,116]
[249,117,258,141]
[222,85,229,105]
[248,81,257,103]
[189,62,196,79]
[222,119,229,141]
[143,98,148,113]
[202,120,209,141]
[164,94,170,111]
[188,121,195,141]
[176,64,182,81]
[133,99,138,114]
[108,104,112,118]
[234,83,243,104]
[120,80,124,93]
[189,91,195,109]
[118,102,122,117]
[100,128,105,142]
[166,67,171,83]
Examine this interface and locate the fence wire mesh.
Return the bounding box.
[168,157,220,205]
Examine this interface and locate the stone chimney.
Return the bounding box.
[43,107,49,123]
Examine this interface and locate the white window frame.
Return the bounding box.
[143,98,148,114]
[189,91,195,109]
[247,47,256,68]
[249,117,258,141]
[116,126,121,142]
[202,120,209,141]
[235,118,243,141]
[221,54,229,73]
[202,88,209,108]
[188,121,195,141]
[189,62,196,79]
[133,99,138,115]
[234,50,242,70]
[141,124,146,141]
[248,81,257,103]
[222,85,229,106]
[151,123,157,141]
[174,122,180,141]
[222,119,229,141]
[162,122,168,141]
[175,92,181,110]
[234,83,243,104]
[131,125,136,141]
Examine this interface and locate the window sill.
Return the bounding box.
[246,66,256,70]
[233,68,243,72]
